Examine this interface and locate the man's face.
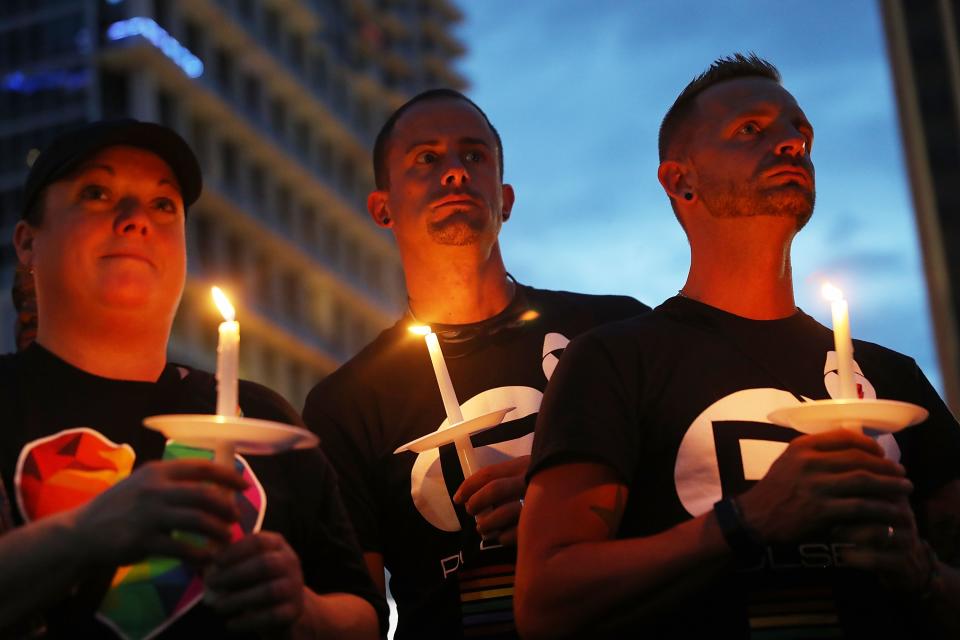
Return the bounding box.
[687,77,815,227]
[377,98,511,252]
[25,145,187,318]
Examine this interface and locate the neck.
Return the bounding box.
[403,242,514,324]
[36,311,170,381]
[681,220,797,319]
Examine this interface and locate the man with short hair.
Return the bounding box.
[303,89,647,638]
[0,119,385,638]
[516,54,960,638]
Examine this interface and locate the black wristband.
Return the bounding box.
[713,496,764,567]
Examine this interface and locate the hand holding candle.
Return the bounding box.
[410,325,478,477]
[212,286,239,466]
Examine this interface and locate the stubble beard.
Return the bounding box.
[427,208,488,246]
[700,177,815,231]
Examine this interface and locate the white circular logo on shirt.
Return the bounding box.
[409,332,572,531]
[674,353,899,517]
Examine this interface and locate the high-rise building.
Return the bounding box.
[881,0,960,413]
[0,0,467,408]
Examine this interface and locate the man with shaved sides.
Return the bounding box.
[303,89,647,638]
[0,120,385,638]
[517,54,960,638]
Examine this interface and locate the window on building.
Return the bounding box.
[343,236,358,277]
[261,343,276,385]
[264,7,282,49]
[276,185,292,228]
[157,90,176,129]
[153,0,171,29]
[183,21,204,61]
[99,70,129,119]
[365,253,383,290]
[323,218,341,266]
[243,74,262,118]
[356,97,372,133]
[288,359,303,406]
[220,141,239,190]
[225,232,244,276]
[269,97,287,138]
[281,270,301,323]
[193,214,214,270]
[249,163,266,208]
[301,204,317,248]
[330,297,345,347]
[295,119,310,159]
[290,33,306,70]
[317,138,333,175]
[353,316,369,352]
[190,117,211,170]
[237,0,255,23]
[311,53,328,91]
[340,156,356,197]
[215,48,234,94]
[255,251,272,303]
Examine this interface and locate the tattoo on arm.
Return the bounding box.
[589,486,626,537]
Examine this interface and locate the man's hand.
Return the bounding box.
[454,455,529,546]
[834,497,934,593]
[205,532,305,634]
[71,459,247,567]
[737,429,913,544]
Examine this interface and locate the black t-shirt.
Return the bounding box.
[0,343,387,639]
[303,284,648,639]
[530,296,960,638]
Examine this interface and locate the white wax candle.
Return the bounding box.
[216,319,239,416]
[424,332,463,423]
[416,328,478,477]
[212,287,240,423]
[829,297,857,399]
[821,283,862,432]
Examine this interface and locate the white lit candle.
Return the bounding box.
[821,283,857,400]
[410,325,477,476]
[212,287,239,466]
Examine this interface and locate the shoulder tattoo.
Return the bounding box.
[589,485,626,537]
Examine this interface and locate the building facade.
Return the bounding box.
[0,0,467,408]
[881,0,960,414]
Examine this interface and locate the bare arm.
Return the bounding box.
[205,532,380,639]
[516,430,912,640]
[515,462,731,639]
[0,509,94,631]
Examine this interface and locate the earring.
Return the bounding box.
[683,192,693,201]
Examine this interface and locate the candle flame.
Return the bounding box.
[212,286,236,321]
[409,324,432,336]
[821,282,844,302]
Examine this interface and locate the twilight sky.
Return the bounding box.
[455,1,942,390]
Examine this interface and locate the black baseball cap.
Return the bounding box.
[21,119,203,219]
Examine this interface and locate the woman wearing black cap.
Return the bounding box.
[0,121,384,639]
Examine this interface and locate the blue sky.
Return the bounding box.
[455,1,941,390]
